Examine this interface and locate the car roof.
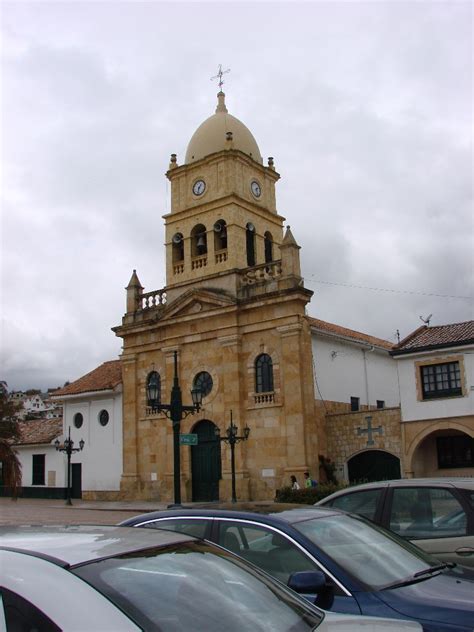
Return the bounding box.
[316,478,474,501]
[121,505,344,527]
[0,525,195,566]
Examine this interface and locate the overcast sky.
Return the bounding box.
[1,0,472,391]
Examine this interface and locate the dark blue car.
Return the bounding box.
[120,506,474,632]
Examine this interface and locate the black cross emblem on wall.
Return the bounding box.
[357,416,383,446]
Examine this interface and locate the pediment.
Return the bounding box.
[161,288,236,320]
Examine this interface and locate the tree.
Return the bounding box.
[0,390,22,497]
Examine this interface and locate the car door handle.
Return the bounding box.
[455,547,474,557]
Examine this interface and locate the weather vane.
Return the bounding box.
[211,64,230,91]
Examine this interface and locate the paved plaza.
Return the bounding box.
[0,497,165,527]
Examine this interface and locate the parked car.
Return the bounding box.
[121,506,474,632]
[0,524,422,632]
[316,478,474,567]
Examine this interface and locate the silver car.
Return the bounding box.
[316,478,474,567]
[0,525,421,631]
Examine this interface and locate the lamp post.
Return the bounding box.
[215,410,250,503]
[54,427,84,506]
[147,350,202,507]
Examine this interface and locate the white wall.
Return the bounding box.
[396,347,474,422]
[62,390,123,491]
[311,334,400,407]
[17,444,65,488]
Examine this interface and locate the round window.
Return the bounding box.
[98,409,109,426]
[73,412,83,429]
[193,371,213,398]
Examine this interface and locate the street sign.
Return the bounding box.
[180,433,198,446]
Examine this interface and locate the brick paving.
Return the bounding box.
[0,497,164,526]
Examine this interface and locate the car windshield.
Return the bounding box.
[295,514,438,590]
[72,541,323,631]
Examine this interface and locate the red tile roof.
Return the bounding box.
[308,317,392,349]
[13,418,63,446]
[393,320,474,354]
[52,360,122,397]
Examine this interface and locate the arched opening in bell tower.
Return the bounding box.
[191,224,208,257]
[264,231,274,263]
[246,222,256,266]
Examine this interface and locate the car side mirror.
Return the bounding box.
[287,570,326,594]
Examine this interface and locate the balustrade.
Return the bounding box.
[141,289,167,310]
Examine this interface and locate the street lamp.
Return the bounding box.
[54,427,84,506]
[215,410,250,503]
[147,350,202,507]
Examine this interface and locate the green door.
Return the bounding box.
[191,420,221,502]
[348,450,400,483]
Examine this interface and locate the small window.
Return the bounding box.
[98,409,109,426]
[142,518,209,539]
[350,397,360,412]
[390,486,467,539]
[73,412,83,428]
[437,435,474,468]
[255,354,274,393]
[193,371,213,398]
[421,361,462,399]
[2,588,61,632]
[264,231,273,264]
[32,454,45,485]
[324,488,382,522]
[246,222,256,267]
[376,400,385,409]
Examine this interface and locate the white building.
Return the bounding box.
[52,360,123,499]
[310,317,399,410]
[392,320,474,477]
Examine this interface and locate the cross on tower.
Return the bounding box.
[357,416,383,446]
[211,64,230,91]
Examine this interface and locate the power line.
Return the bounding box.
[306,276,473,300]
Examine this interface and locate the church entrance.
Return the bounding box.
[191,420,221,502]
[348,450,400,483]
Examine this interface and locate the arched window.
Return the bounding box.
[255,354,274,393]
[172,232,184,263]
[264,231,273,264]
[213,219,227,252]
[146,371,161,408]
[191,224,207,257]
[246,222,256,267]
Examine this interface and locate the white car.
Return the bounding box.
[0,525,421,631]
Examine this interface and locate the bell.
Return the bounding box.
[197,235,206,249]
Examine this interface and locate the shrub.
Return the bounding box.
[275,482,347,504]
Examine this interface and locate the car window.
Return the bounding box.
[324,489,382,521]
[1,587,61,632]
[72,541,323,632]
[139,518,209,538]
[389,487,467,539]
[218,521,317,584]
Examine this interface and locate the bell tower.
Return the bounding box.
[164,91,284,303]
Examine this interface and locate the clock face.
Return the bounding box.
[251,180,261,198]
[193,179,206,196]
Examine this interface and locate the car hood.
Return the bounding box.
[375,572,474,627]
[319,612,421,630]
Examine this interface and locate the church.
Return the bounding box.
[110,87,400,502]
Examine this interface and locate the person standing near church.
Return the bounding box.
[304,471,316,488]
[290,475,300,490]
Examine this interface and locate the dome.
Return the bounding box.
[185,92,262,164]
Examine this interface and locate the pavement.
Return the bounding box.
[0,497,281,526]
[0,497,164,526]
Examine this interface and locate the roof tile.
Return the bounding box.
[53,360,122,397]
[14,418,63,446]
[308,317,392,349]
[393,320,474,353]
